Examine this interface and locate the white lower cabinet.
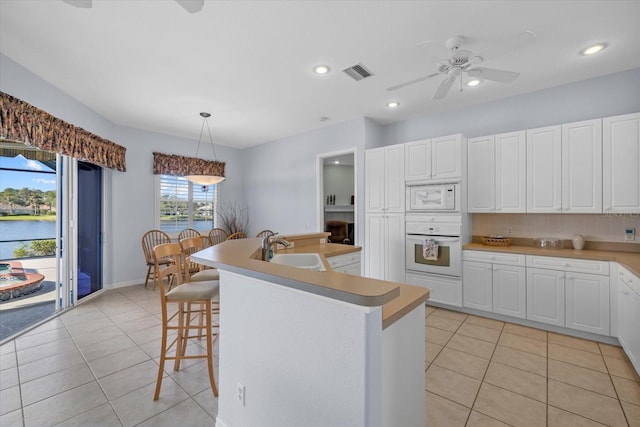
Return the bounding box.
[365,213,404,282]
[462,261,493,311]
[493,265,527,319]
[565,272,609,335]
[327,251,361,276]
[618,264,640,373]
[406,272,462,307]
[526,267,565,327]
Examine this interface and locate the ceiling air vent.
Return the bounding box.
[342,63,374,81]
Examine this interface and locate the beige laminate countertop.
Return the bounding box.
[464,243,640,276]
[192,237,430,329]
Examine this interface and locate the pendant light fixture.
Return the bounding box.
[185,112,225,185]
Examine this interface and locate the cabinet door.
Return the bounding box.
[385,145,405,213]
[565,272,609,335]
[432,134,463,180]
[364,214,385,279]
[562,119,603,213]
[463,261,493,311]
[468,136,495,212]
[619,282,640,370]
[365,148,385,212]
[496,131,526,212]
[404,139,432,182]
[603,113,640,213]
[493,265,526,319]
[527,125,562,213]
[406,272,462,307]
[527,268,565,326]
[386,213,406,283]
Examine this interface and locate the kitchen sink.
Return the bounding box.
[270,253,326,271]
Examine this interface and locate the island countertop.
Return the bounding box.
[192,235,430,329]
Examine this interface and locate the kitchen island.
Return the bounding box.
[192,233,429,427]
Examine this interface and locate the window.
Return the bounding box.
[157,175,217,234]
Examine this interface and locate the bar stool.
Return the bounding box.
[152,242,219,400]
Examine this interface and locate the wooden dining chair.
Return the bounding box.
[226,232,247,240]
[255,229,275,239]
[141,229,172,289]
[208,228,228,246]
[179,236,220,282]
[152,242,219,400]
[178,228,201,241]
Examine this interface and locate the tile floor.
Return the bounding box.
[1,285,639,426]
[424,306,640,427]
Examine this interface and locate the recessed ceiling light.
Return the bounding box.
[313,65,330,75]
[334,160,340,165]
[580,43,608,56]
[387,101,400,108]
[319,116,330,122]
[466,79,481,87]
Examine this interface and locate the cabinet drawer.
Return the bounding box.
[526,255,609,275]
[618,264,640,295]
[327,251,361,269]
[464,250,525,266]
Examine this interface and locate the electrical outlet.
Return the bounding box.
[507,227,512,235]
[237,382,245,406]
[625,227,636,241]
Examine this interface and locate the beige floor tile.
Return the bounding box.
[599,343,627,360]
[464,315,504,331]
[426,314,464,332]
[20,363,95,406]
[87,346,151,379]
[135,398,214,427]
[432,308,468,322]
[548,379,628,427]
[484,361,547,403]
[424,391,469,427]
[548,332,601,354]
[457,323,501,344]
[16,337,78,366]
[548,343,607,373]
[621,401,640,427]
[425,365,481,408]
[425,305,437,317]
[433,347,489,380]
[426,327,453,346]
[18,349,86,383]
[51,402,122,427]
[502,323,547,342]
[78,334,137,362]
[169,357,217,396]
[491,345,547,377]
[547,405,607,427]
[0,366,19,391]
[193,388,219,419]
[611,375,640,405]
[0,342,15,355]
[466,410,510,427]
[548,359,616,398]
[0,351,17,370]
[15,327,71,352]
[98,359,161,401]
[446,333,496,360]
[473,382,546,427]
[498,332,547,357]
[426,341,443,364]
[0,408,23,427]
[604,355,640,381]
[72,325,128,349]
[0,385,22,416]
[23,381,107,427]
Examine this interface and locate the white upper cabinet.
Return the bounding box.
[468,131,525,213]
[527,125,562,213]
[365,145,404,213]
[603,113,640,213]
[562,119,603,213]
[404,134,464,182]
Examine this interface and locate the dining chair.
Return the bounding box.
[152,242,219,400]
[255,229,275,239]
[178,228,201,241]
[226,232,247,240]
[325,221,351,244]
[141,229,172,290]
[208,228,228,246]
[179,236,220,282]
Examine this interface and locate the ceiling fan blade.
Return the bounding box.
[387,73,441,92]
[175,0,204,13]
[467,67,520,83]
[432,76,456,100]
[62,0,92,8]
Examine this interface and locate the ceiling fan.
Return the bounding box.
[388,33,535,100]
[62,0,205,13]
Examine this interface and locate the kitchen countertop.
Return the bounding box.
[464,243,640,276]
[193,236,430,329]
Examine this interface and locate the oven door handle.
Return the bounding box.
[407,235,461,243]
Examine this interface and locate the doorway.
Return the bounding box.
[317,149,356,245]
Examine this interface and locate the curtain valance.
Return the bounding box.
[152,152,225,178]
[0,91,126,171]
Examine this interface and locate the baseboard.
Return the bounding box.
[106,279,145,289]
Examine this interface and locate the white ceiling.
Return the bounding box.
[1,1,639,149]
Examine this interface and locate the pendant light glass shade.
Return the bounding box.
[186,112,225,185]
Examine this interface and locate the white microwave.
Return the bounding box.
[407,183,458,212]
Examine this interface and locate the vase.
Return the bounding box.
[572,234,585,250]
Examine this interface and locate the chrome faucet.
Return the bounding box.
[262,235,290,261]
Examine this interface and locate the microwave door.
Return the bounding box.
[414,189,442,209]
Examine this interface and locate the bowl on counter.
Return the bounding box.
[481,236,512,247]
[533,237,564,249]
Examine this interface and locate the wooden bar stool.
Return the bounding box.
[152,242,219,400]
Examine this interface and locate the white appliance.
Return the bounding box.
[406,183,459,212]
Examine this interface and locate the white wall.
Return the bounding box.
[323,164,354,206]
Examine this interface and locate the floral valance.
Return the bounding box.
[0,91,126,171]
[153,152,225,177]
